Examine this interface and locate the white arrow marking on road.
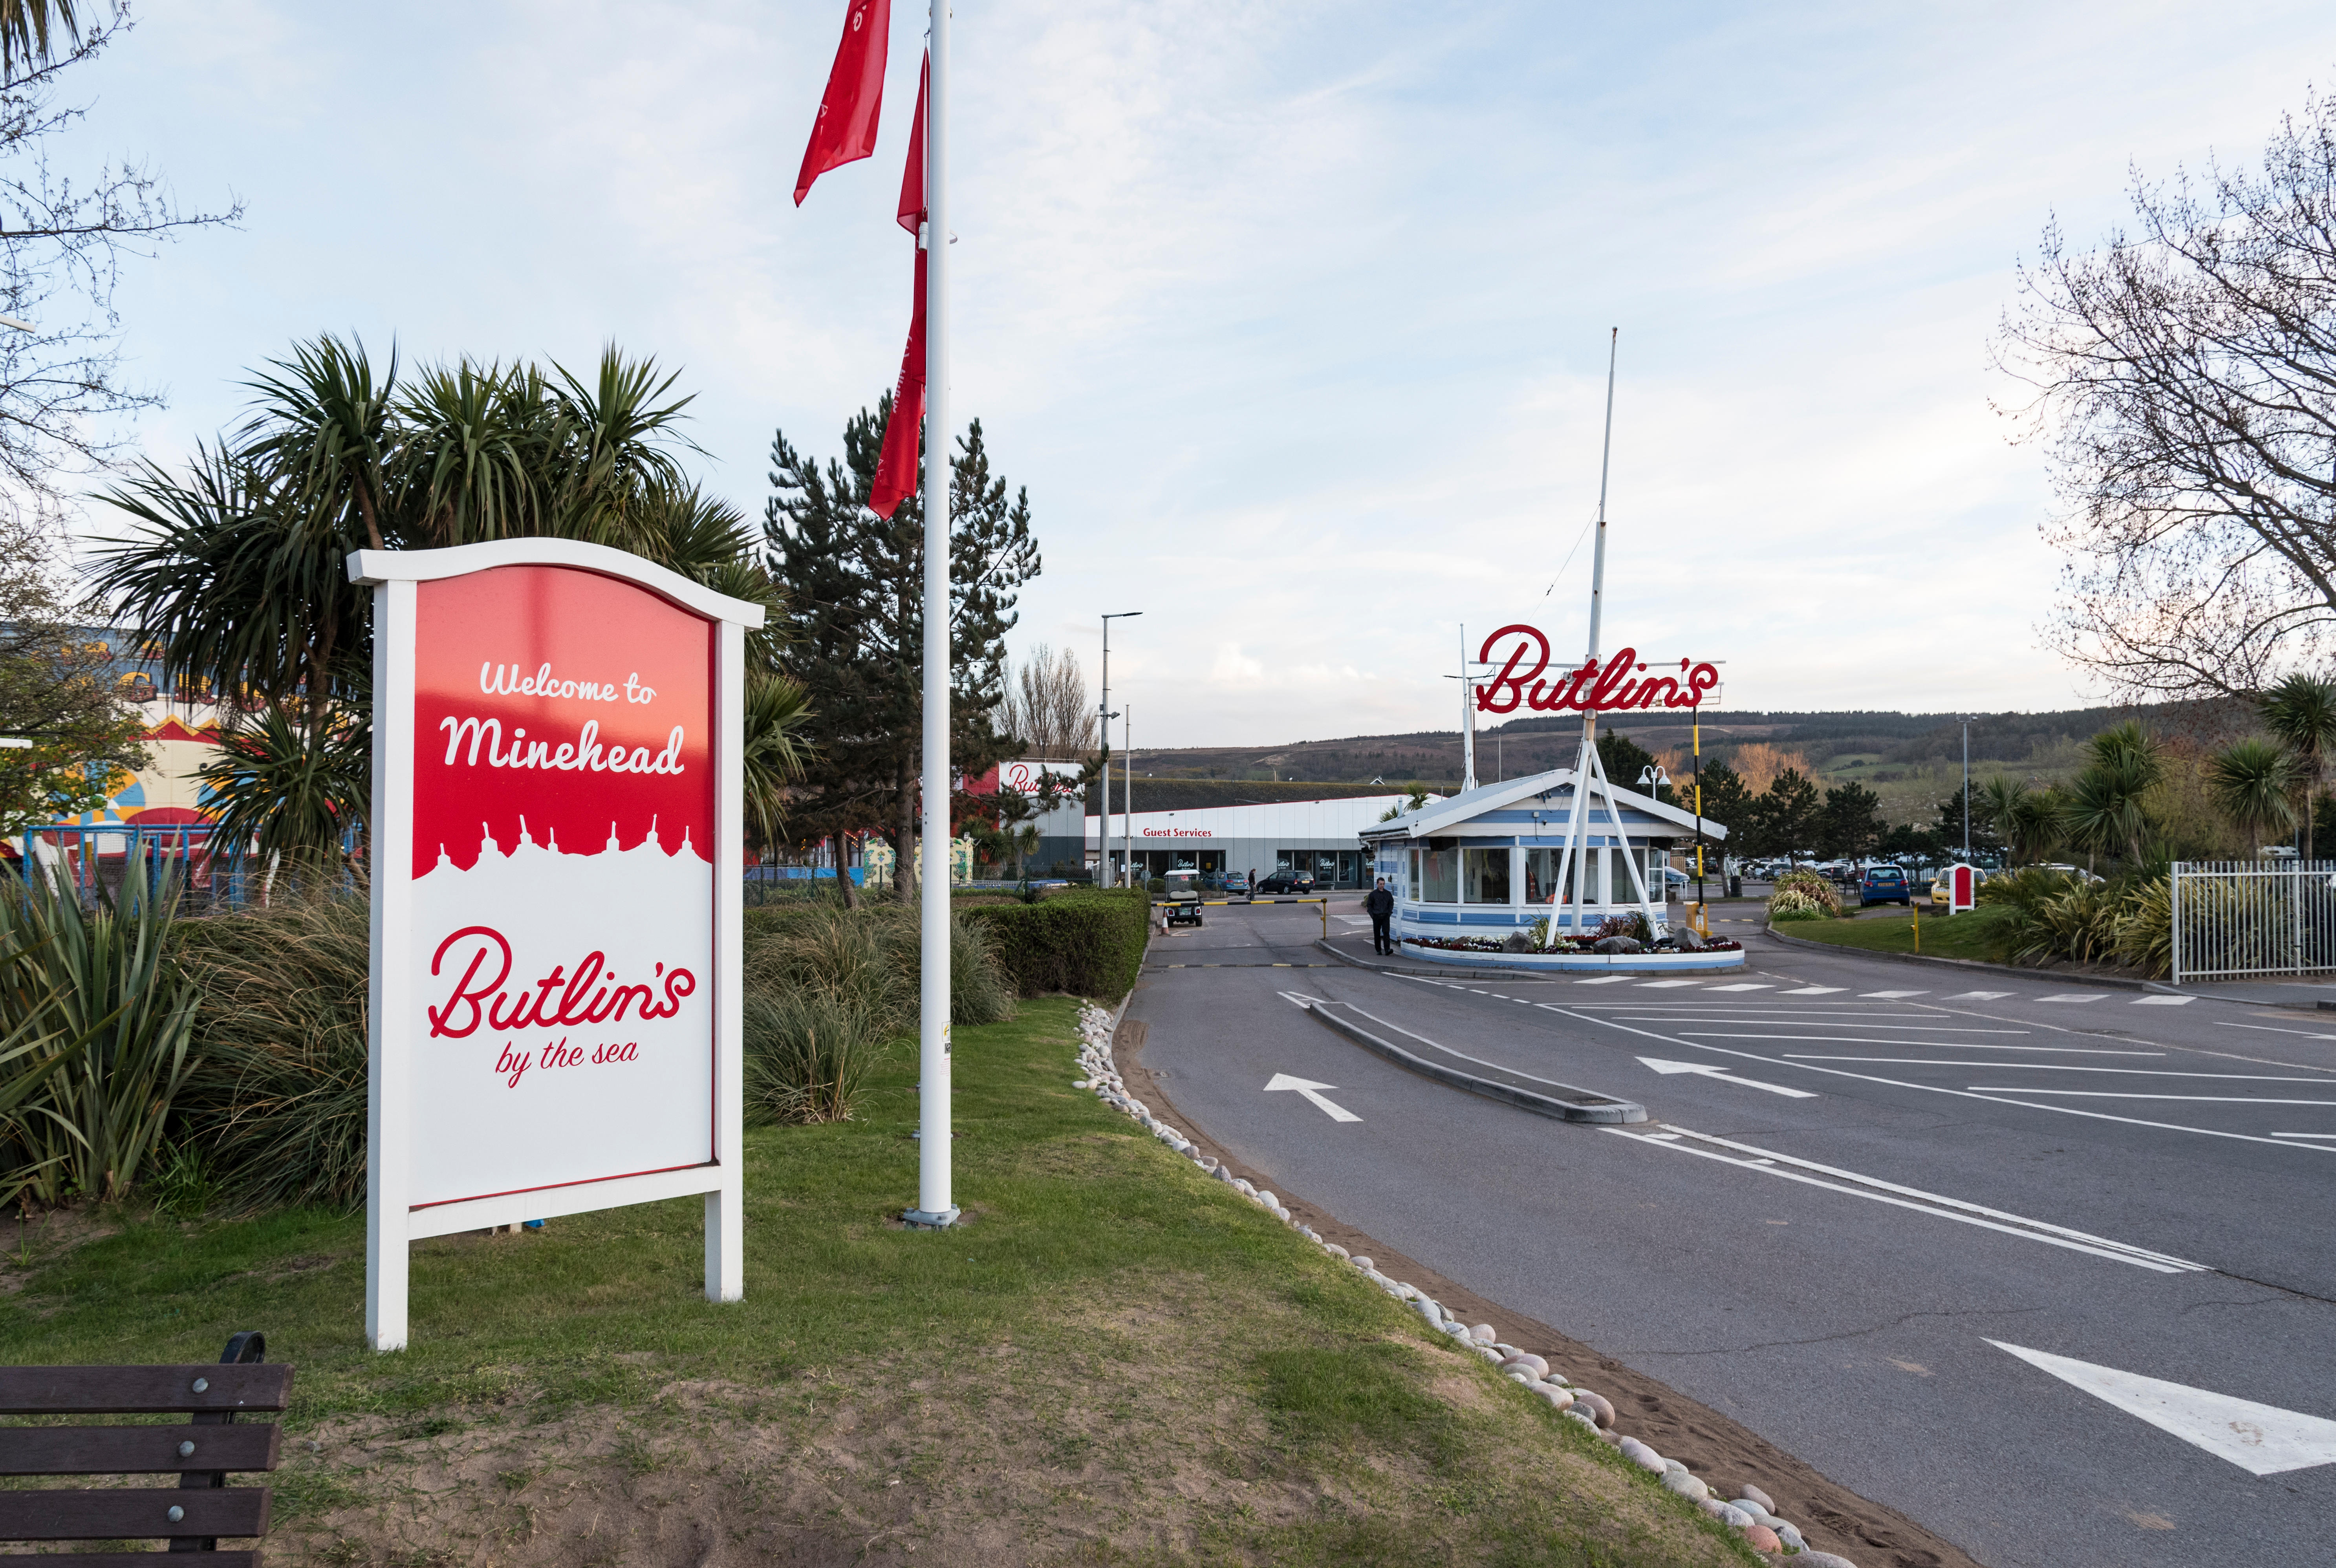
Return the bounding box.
[1989,1341,2336,1475]
[1636,1056,1818,1098]
[1265,1073,1362,1122]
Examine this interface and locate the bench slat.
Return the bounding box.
[0,1486,268,1539]
[0,1422,280,1476]
[0,1365,290,1416]
[5,1555,258,1566]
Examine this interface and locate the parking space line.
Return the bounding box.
[1602,1126,2200,1272]
[1968,1087,2336,1105]
[1648,1125,2206,1269]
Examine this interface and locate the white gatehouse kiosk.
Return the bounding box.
[353,540,761,1352]
[1360,767,1745,973]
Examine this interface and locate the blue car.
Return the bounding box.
[1859,865,1914,906]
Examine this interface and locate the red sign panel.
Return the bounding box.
[404,565,718,1209]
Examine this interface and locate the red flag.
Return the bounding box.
[794,0,892,206]
[868,247,926,520]
[897,51,928,237]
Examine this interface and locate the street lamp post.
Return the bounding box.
[1099,611,1141,886]
[1961,715,1973,863]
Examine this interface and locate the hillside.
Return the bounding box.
[1121,697,2257,827]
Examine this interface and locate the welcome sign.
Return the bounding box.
[353,540,763,1352]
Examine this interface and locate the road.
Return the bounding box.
[1127,898,2336,1568]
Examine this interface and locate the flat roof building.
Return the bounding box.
[1087,793,1438,889]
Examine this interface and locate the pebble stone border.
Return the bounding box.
[1072,1001,1863,1565]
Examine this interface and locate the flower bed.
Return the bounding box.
[1404,934,1742,955]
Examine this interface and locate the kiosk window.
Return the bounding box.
[1462,846,1511,904]
[1418,846,1458,902]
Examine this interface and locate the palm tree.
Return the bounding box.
[2208,737,2301,856]
[2256,674,2336,861]
[91,335,812,859]
[2062,721,2163,869]
[1,0,79,77]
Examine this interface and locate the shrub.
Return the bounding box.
[1768,869,1840,922]
[170,894,371,1211]
[2114,875,2173,978]
[961,887,1150,999]
[1767,888,1829,922]
[743,988,888,1123]
[739,904,1015,1123]
[0,856,202,1206]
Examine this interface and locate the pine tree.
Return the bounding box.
[1595,731,1659,792]
[765,401,1039,900]
[1816,782,1885,860]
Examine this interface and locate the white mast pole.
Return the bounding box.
[1552,330,1620,944]
[909,0,956,1229]
[1461,624,1477,792]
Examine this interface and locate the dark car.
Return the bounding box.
[1219,870,1252,896]
[1257,870,1316,895]
[1859,865,1914,906]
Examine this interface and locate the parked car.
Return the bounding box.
[1859,865,1915,906]
[1257,869,1316,895]
[1219,869,1252,896]
[1159,868,1205,927]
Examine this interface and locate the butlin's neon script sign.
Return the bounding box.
[1474,624,1719,715]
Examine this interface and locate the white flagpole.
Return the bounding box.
[909,0,957,1229]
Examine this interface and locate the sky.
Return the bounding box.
[44,1,2336,746]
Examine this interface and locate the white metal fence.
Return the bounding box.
[2169,860,2336,984]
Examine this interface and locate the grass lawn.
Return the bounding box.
[1774,903,2015,962]
[0,997,1754,1568]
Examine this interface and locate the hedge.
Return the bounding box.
[960,887,1151,1000]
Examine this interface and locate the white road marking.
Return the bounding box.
[1573,975,1635,984]
[1797,1060,2327,1079]
[1621,1017,2035,1032]
[1263,1073,1362,1122]
[1605,1126,2199,1272]
[1968,1087,2336,1105]
[2272,1131,2336,1139]
[1534,1002,2336,1151]
[1988,1341,2336,1475]
[1779,986,1845,994]
[1860,990,1928,998]
[1680,1033,2154,1053]
[1276,990,1326,1007]
[1637,980,1702,988]
[1636,1056,1819,1098]
[2131,994,2194,1006]
[1942,990,2014,1000]
[2219,1021,2336,1041]
[1703,983,1774,992]
[2037,992,2110,1003]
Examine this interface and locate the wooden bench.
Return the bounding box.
[0,1330,289,1562]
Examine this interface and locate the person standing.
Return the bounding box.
[1365,876,1396,955]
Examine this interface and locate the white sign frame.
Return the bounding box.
[351,540,765,1352]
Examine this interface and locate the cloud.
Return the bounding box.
[62,0,2336,744]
